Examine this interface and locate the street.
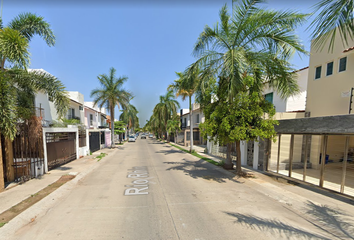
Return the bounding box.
[9,138,354,240]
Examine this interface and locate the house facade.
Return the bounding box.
[265,33,354,197]
[67,91,85,125]
[179,104,206,147]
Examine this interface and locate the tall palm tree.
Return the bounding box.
[192,0,307,171]
[309,0,354,52]
[91,67,132,147]
[166,113,180,143]
[168,68,200,152]
[119,101,139,135]
[0,12,67,184]
[153,90,180,140]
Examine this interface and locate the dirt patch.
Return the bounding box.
[0,175,75,228]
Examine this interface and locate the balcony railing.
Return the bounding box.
[68,115,80,121]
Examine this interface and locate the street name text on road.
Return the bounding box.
[124,166,149,196]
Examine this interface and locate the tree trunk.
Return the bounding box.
[0,132,4,191]
[235,140,242,175]
[175,130,177,144]
[189,95,193,153]
[110,106,114,148]
[223,143,234,170]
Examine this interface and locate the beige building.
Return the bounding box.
[306,35,353,117]
[269,33,354,197]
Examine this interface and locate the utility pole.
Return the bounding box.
[349,87,354,114]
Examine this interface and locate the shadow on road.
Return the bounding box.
[54,166,72,171]
[224,201,354,240]
[164,159,241,184]
[303,201,354,239]
[224,211,331,240]
[155,149,183,155]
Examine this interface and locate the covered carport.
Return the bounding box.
[266,114,354,197]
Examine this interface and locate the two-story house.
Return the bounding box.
[67,91,85,125]
[179,103,206,147]
[269,32,354,197]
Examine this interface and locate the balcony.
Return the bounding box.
[68,115,80,121]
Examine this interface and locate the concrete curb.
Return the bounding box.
[0,148,118,240]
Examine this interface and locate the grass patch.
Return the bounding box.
[96,153,107,161]
[0,175,75,228]
[169,143,223,166]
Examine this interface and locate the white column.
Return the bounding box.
[76,128,79,160]
[42,129,48,173]
[241,140,247,166]
[253,138,260,170]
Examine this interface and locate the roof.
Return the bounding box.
[343,46,354,53]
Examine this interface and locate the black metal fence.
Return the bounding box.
[12,122,44,183]
[46,132,76,170]
[89,132,100,152]
[79,130,86,147]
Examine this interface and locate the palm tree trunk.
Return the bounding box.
[224,143,234,170]
[235,140,242,175]
[0,132,4,191]
[0,61,5,190]
[189,95,193,153]
[110,106,114,148]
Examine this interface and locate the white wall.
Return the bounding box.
[34,91,58,123]
[68,91,84,104]
[263,67,308,112]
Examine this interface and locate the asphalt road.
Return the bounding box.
[9,138,354,240]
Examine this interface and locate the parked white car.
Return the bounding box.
[128,135,136,142]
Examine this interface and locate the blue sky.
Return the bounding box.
[4,0,317,126]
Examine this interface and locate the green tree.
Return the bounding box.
[309,0,354,52]
[119,101,139,135]
[0,13,68,179]
[168,68,201,152]
[91,67,132,147]
[114,121,126,144]
[153,90,180,140]
[166,113,180,143]
[193,0,307,173]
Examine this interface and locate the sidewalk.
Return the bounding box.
[0,147,118,216]
[169,142,354,206]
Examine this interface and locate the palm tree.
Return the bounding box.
[192,0,307,172]
[166,113,180,143]
[309,0,354,52]
[119,101,139,135]
[0,13,67,184]
[153,90,180,140]
[91,67,132,147]
[168,68,200,152]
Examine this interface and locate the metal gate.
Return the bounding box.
[79,130,86,147]
[89,132,100,152]
[46,132,76,170]
[12,122,44,183]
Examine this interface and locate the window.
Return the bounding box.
[68,108,75,119]
[326,62,333,76]
[196,114,200,123]
[79,105,83,111]
[265,92,273,104]
[90,114,93,126]
[339,57,347,72]
[315,66,322,79]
